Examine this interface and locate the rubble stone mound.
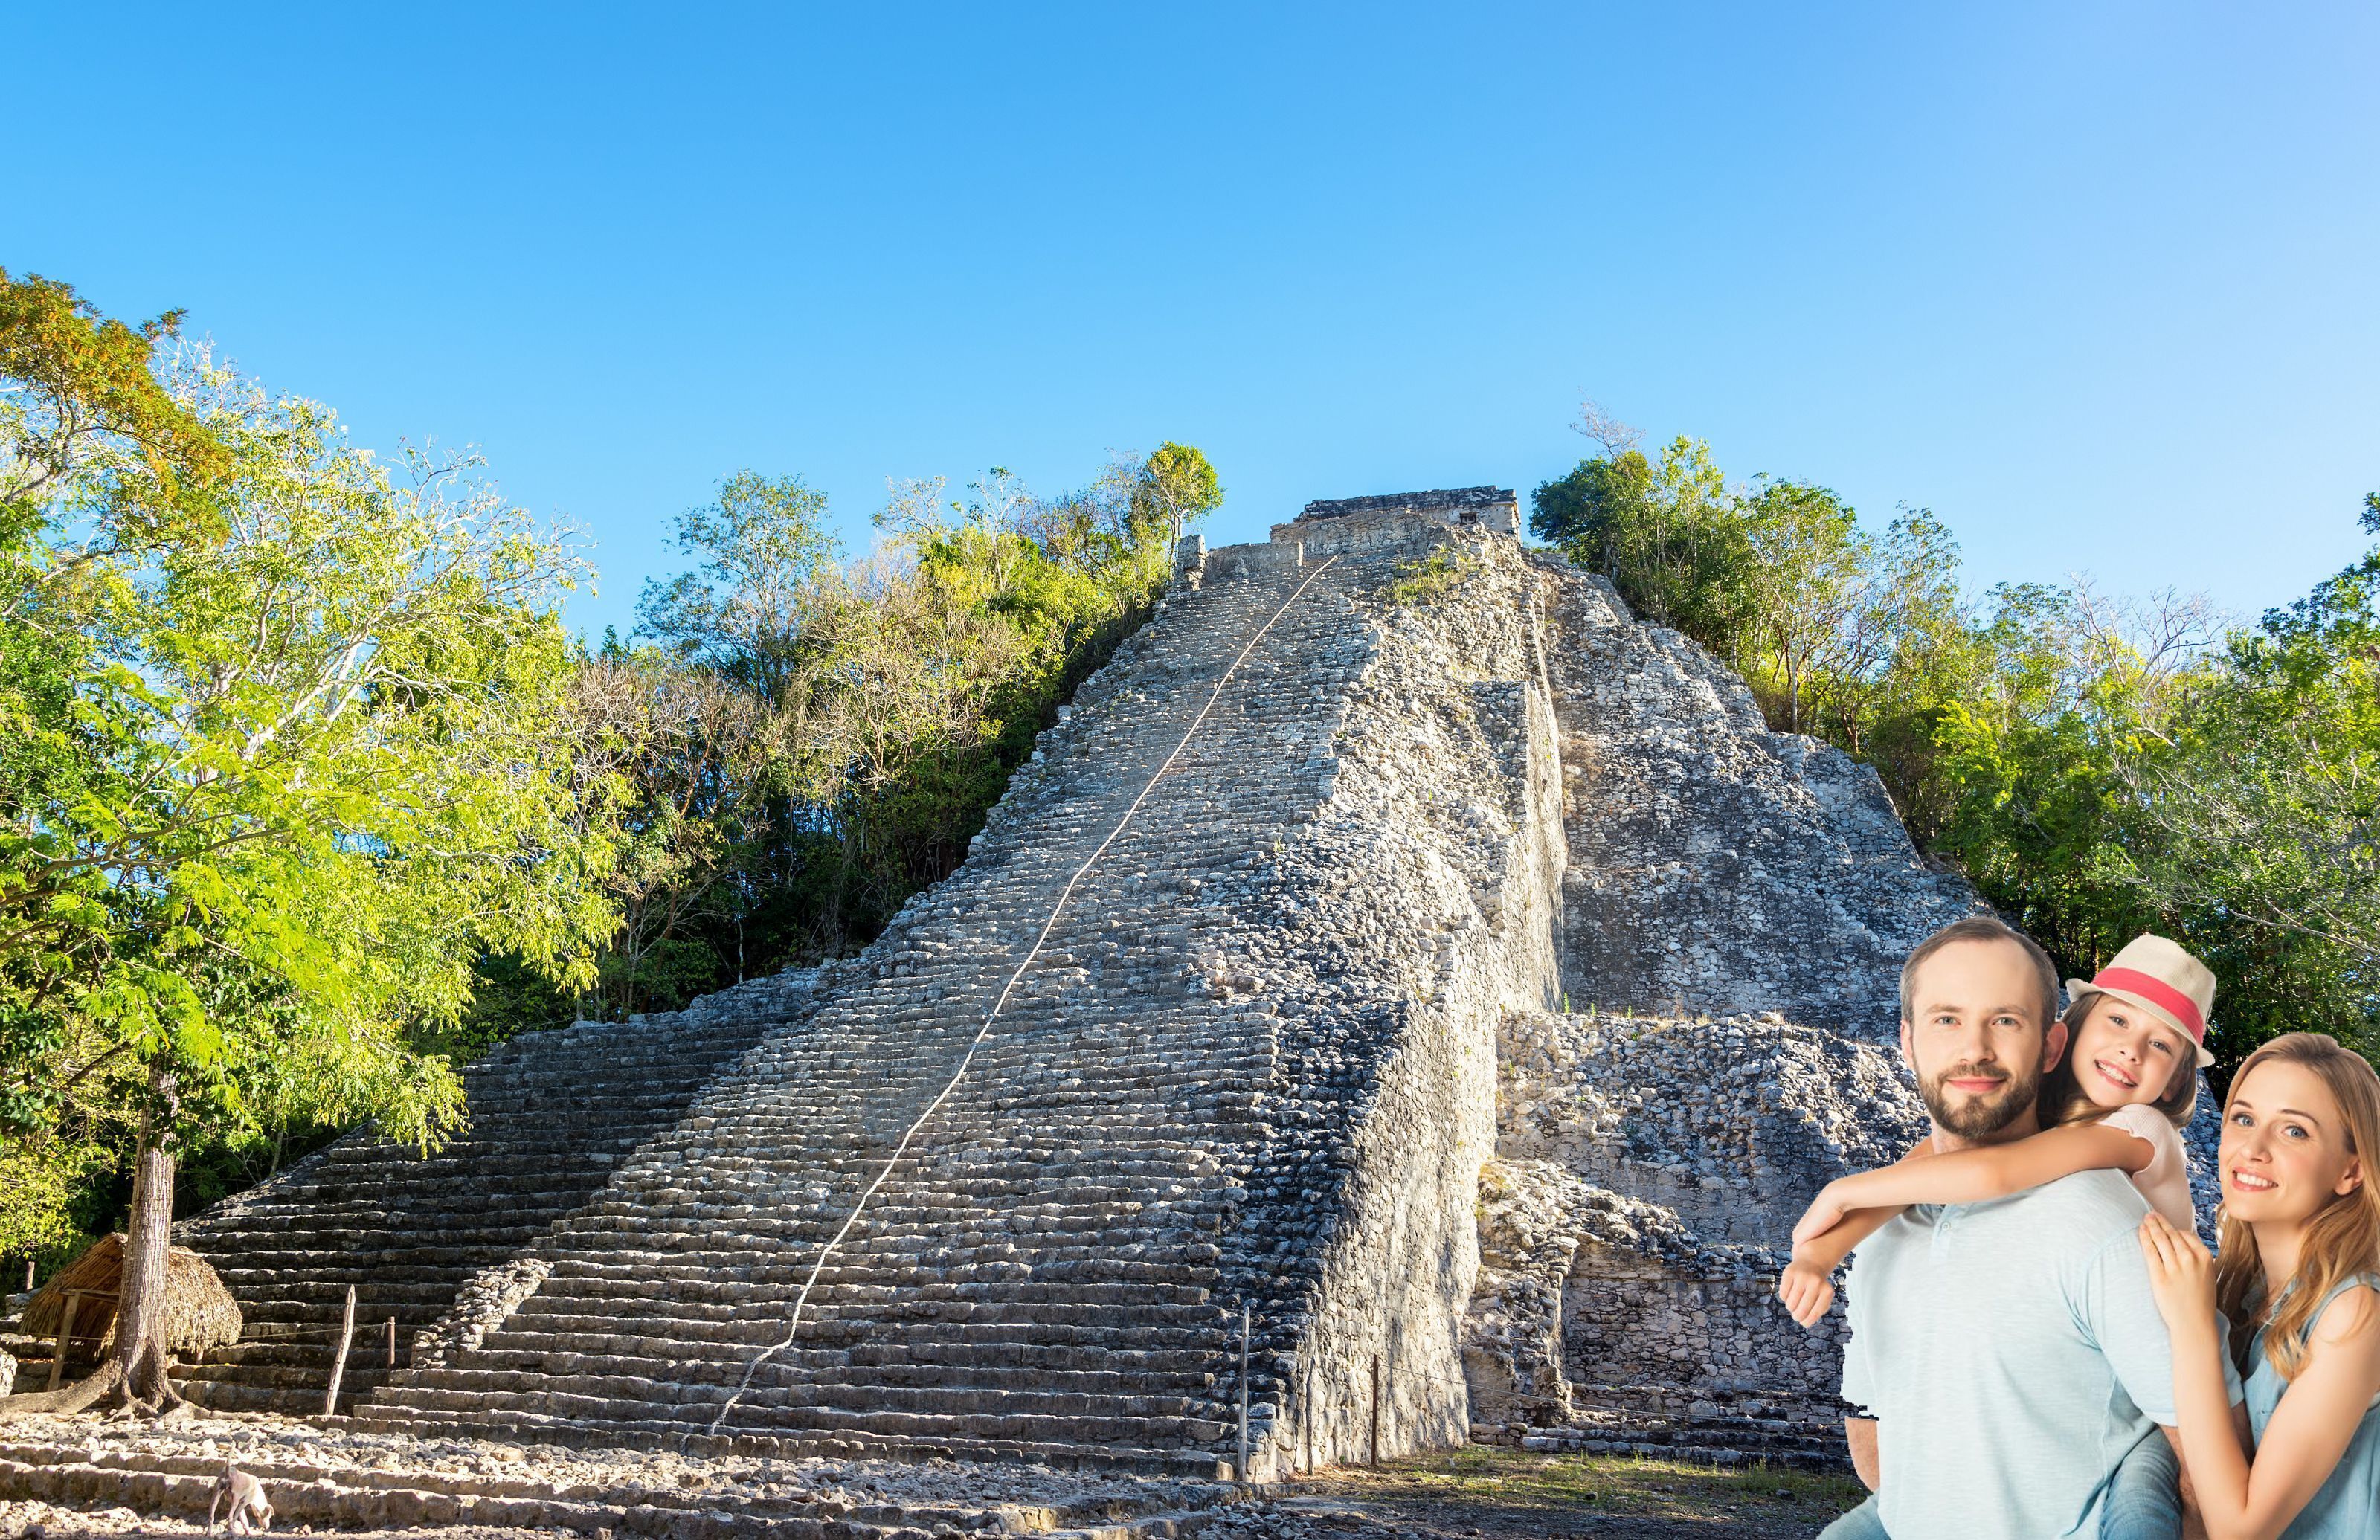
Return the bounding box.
[1463,1012,1924,1458]
[18,491,2016,1498]
[1497,1011,1925,1243]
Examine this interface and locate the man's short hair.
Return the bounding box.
[1899,915,2061,1031]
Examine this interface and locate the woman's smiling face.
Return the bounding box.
[2073,997,2189,1108]
[2220,1059,2365,1224]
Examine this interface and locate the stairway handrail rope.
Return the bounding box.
[704,553,1342,1437]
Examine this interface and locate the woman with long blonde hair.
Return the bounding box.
[2141,1031,2380,1539]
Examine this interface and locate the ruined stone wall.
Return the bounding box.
[1536,1017,1891,1420]
[1498,1012,1923,1243]
[1461,1010,1922,1441]
[1560,1247,1842,1420]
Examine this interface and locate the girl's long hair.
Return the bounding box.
[2213,1032,2380,1378]
[2039,995,2199,1130]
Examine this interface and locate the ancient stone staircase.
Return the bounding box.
[172,976,815,1415]
[350,547,1426,1474]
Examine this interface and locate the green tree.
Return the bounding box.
[1,305,614,1408]
[1129,442,1223,550]
[635,471,841,706]
[566,649,786,1018]
[1738,480,1870,735]
[2113,498,2380,1054]
[0,268,228,547]
[1531,437,1756,653]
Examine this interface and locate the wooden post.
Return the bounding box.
[47,1291,82,1391]
[323,1285,357,1417]
[1236,1301,1250,1483]
[387,1315,397,1370]
[1368,1353,1380,1468]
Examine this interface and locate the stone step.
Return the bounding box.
[511,1272,1219,1309]
[461,1341,1219,1385]
[393,1365,1208,1420]
[342,1403,1234,1477]
[361,1383,1229,1452]
[1516,1423,1850,1471]
[475,1317,1228,1365]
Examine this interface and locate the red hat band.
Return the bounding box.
[2091,966,2207,1045]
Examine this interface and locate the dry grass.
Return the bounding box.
[1288,1445,1868,1537]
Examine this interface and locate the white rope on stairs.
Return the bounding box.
[705,553,1342,1436]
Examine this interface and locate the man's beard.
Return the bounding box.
[1918,1057,2043,1140]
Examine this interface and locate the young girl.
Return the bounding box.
[1778,932,2215,1326]
[2140,1032,2380,1540]
[1779,932,2216,1540]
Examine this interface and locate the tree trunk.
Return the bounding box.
[115,1067,178,1401]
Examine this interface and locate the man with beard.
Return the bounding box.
[1818,915,2242,1540]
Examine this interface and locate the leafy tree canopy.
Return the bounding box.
[1,276,617,1394]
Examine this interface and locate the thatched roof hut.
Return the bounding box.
[19,1235,241,1356]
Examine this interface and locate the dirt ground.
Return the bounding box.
[0,1446,1869,1539]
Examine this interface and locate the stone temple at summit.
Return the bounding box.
[150,485,1994,1475]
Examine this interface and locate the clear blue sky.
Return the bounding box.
[10,4,2376,639]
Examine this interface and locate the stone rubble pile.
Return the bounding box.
[1462,1012,1926,1457]
[412,1260,556,1373]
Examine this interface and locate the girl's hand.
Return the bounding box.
[1793,1182,1856,1246]
[1778,1254,1837,1328]
[2138,1211,2219,1336]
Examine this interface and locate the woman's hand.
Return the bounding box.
[2138,1211,2219,1337]
[1793,1181,1858,1246]
[1778,1253,1837,1328]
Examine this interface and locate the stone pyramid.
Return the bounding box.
[167,492,1982,1475]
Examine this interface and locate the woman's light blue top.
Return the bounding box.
[2244,1275,2380,1539]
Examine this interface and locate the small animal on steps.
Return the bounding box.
[210,1464,272,1534]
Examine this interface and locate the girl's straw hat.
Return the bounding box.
[2066,933,2217,1069]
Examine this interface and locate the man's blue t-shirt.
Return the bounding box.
[1841,1168,2242,1540]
